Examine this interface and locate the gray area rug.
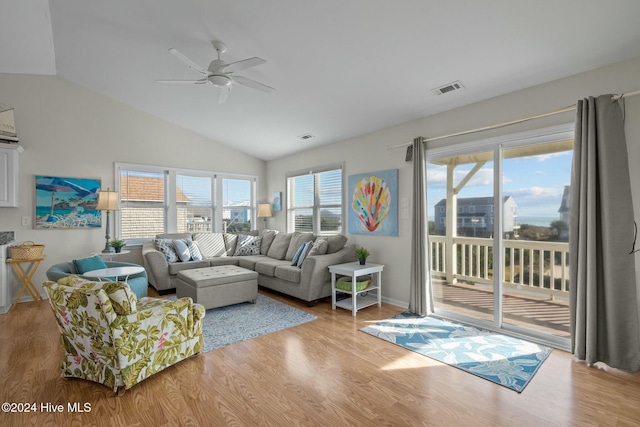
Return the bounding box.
[196,294,317,352]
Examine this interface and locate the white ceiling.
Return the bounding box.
[2,0,640,161]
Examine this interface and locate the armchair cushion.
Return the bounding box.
[56,275,137,315]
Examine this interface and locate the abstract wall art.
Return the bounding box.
[348,169,398,236]
[35,175,102,229]
[272,191,282,212]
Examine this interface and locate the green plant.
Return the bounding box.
[355,247,370,259]
[109,239,126,249]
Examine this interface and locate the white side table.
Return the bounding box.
[91,250,130,261]
[329,261,384,316]
[83,266,145,283]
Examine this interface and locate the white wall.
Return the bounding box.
[266,56,640,307]
[0,74,266,299]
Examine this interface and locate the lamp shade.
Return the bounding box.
[257,203,272,218]
[96,188,120,211]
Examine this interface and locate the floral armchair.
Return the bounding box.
[43,276,205,394]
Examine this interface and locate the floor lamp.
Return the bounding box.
[96,188,120,253]
[257,203,272,230]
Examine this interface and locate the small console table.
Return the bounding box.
[6,257,45,311]
[329,261,384,316]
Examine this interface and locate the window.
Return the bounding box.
[469,206,475,213]
[439,206,445,213]
[116,163,256,241]
[287,165,342,235]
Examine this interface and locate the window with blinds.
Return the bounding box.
[287,166,342,235]
[177,174,214,234]
[222,178,254,233]
[119,169,166,239]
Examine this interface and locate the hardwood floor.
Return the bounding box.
[1,287,640,427]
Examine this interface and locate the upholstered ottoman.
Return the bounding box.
[176,265,259,310]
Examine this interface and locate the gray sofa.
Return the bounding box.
[142,230,356,303]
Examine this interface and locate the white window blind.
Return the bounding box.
[119,169,166,239]
[176,174,214,233]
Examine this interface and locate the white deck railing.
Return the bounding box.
[429,235,569,299]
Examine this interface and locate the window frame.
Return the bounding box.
[286,163,343,235]
[115,162,257,244]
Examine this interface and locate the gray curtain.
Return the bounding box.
[408,137,433,316]
[570,94,640,372]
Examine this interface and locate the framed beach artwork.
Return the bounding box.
[348,169,398,236]
[35,176,102,229]
[272,191,282,212]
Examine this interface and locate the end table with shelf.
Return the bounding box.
[329,261,384,316]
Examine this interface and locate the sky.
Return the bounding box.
[427,150,573,223]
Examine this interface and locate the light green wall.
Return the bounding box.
[266,56,640,307]
[0,74,266,297]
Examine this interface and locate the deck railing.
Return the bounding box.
[429,235,569,299]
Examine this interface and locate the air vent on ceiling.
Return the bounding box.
[299,134,314,140]
[432,80,465,96]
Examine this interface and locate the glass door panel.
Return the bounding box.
[427,151,495,322]
[501,141,573,338]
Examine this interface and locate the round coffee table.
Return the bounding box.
[83,265,145,283]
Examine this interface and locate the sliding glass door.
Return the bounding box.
[427,125,573,349]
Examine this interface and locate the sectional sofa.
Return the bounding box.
[141,230,356,303]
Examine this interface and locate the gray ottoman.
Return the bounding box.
[176,265,259,310]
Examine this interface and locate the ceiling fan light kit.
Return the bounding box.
[157,40,274,104]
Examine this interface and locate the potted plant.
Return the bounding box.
[355,247,370,265]
[109,239,126,253]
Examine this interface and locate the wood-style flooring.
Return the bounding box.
[1,287,640,427]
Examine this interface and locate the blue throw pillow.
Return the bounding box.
[290,243,307,266]
[186,240,203,261]
[73,255,107,274]
[296,241,313,268]
[172,239,191,262]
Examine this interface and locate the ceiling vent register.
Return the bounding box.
[432,81,464,95]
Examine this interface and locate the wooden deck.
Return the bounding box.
[433,279,570,338]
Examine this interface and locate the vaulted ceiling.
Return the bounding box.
[2,0,640,160]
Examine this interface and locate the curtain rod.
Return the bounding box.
[388,90,640,150]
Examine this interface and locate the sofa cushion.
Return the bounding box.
[73,255,107,274]
[169,260,210,275]
[234,235,263,256]
[260,230,278,255]
[224,233,238,256]
[154,238,179,262]
[237,255,267,270]
[275,265,302,284]
[156,233,192,241]
[326,235,348,254]
[208,257,240,267]
[172,239,191,262]
[308,237,329,256]
[285,232,315,261]
[194,233,227,258]
[255,259,291,277]
[266,233,291,260]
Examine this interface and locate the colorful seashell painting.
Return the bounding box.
[351,175,391,232]
[348,169,398,236]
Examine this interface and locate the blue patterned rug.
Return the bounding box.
[198,294,317,352]
[361,312,552,392]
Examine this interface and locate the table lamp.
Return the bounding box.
[96,188,120,253]
[257,203,272,228]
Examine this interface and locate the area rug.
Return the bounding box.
[196,294,317,352]
[361,312,552,392]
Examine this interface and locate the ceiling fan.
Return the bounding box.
[157,40,275,104]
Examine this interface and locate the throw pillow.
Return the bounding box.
[154,238,179,263]
[234,235,263,256]
[267,233,292,260]
[326,235,348,254]
[73,255,108,274]
[296,241,313,268]
[172,239,191,262]
[308,237,329,256]
[186,240,203,261]
[224,233,239,256]
[290,243,307,266]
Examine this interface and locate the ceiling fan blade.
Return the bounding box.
[218,86,232,104]
[168,48,207,76]
[223,57,266,73]
[156,79,208,84]
[232,75,275,93]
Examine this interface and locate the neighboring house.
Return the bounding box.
[557,185,571,239]
[434,196,518,238]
